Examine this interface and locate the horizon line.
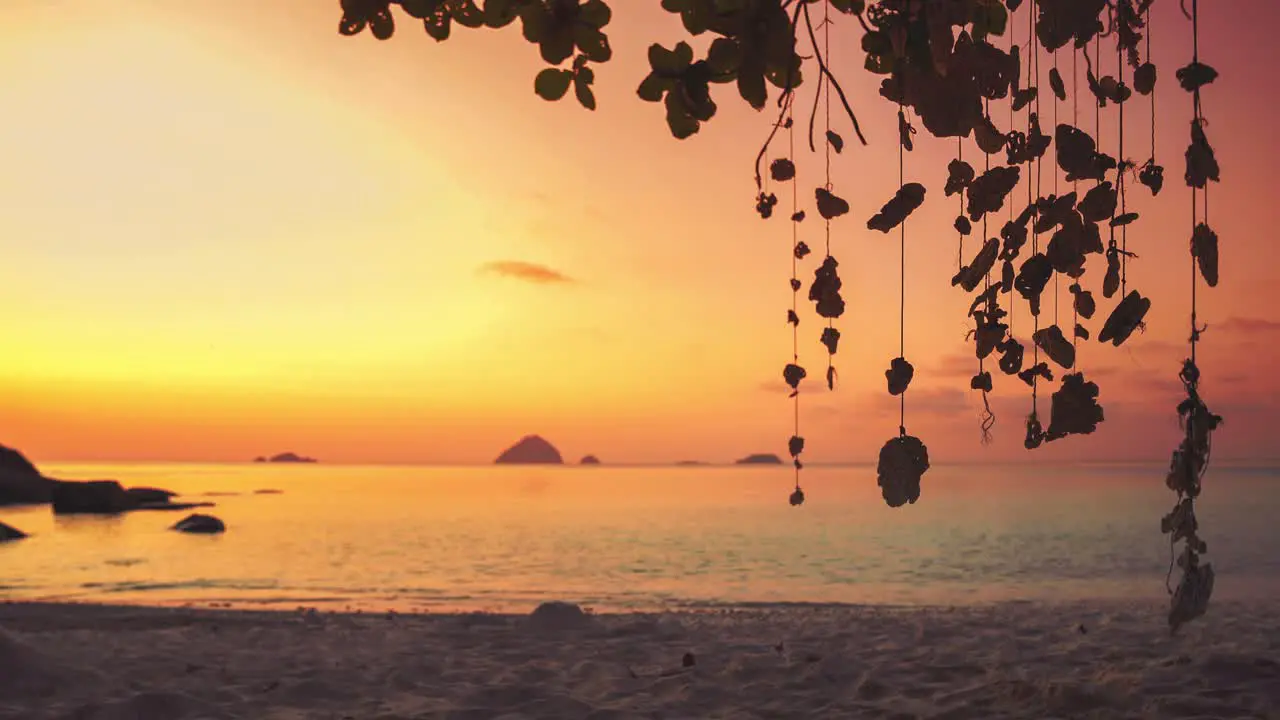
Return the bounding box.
[33,457,1280,469]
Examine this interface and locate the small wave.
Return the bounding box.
[80,579,281,594]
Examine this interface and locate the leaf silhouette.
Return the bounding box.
[967,166,1020,222]
[971,371,994,392]
[783,363,806,390]
[755,192,778,219]
[1098,290,1151,347]
[953,238,1000,292]
[1185,119,1220,188]
[1134,62,1157,96]
[1078,182,1118,223]
[1176,62,1218,92]
[815,188,850,220]
[1024,412,1044,450]
[945,159,975,197]
[820,327,840,355]
[1018,362,1053,388]
[808,256,845,319]
[1191,223,1219,287]
[535,68,573,101]
[1069,283,1097,319]
[885,357,914,396]
[1033,325,1076,369]
[1140,161,1165,195]
[998,337,1025,375]
[1015,253,1054,316]
[1044,373,1105,441]
[1049,68,1067,100]
[868,183,927,233]
[1103,248,1121,298]
[770,158,796,182]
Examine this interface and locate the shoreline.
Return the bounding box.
[3,598,1277,719]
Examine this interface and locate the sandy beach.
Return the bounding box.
[1,599,1277,720]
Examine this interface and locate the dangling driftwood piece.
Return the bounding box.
[1191,223,1219,287]
[1164,359,1221,633]
[1098,289,1150,346]
[1045,372,1104,441]
[1164,0,1223,633]
[876,434,929,509]
[885,357,914,396]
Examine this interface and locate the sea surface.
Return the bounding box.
[1,463,1277,613]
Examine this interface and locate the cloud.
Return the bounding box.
[478,260,575,285]
[934,352,979,379]
[1216,316,1280,334]
[868,386,973,418]
[757,379,792,394]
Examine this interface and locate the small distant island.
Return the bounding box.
[254,452,318,464]
[675,460,708,466]
[495,435,563,465]
[734,453,784,465]
[579,455,601,465]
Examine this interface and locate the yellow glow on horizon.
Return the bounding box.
[1,0,1276,465]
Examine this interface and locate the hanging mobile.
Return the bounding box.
[1044,42,1104,443]
[771,101,807,507]
[1164,0,1222,634]
[874,73,929,509]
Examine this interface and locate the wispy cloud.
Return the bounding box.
[478,260,575,285]
[1217,316,1280,334]
[868,386,973,418]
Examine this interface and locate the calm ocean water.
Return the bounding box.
[1,463,1277,612]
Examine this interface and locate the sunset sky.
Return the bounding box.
[1,0,1277,465]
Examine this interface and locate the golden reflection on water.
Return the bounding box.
[1,463,1275,612]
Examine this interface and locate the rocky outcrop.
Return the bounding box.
[527,601,591,632]
[0,444,55,506]
[0,445,39,476]
[735,453,784,465]
[52,480,211,515]
[494,436,563,465]
[172,514,225,534]
[0,521,26,542]
[52,481,133,515]
[1,444,203,513]
[125,487,177,505]
[579,455,601,465]
[258,453,317,464]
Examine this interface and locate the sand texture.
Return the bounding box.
[1,599,1277,719]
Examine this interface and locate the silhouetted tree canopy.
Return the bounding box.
[339,0,1224,632]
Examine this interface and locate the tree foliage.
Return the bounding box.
[339,0,1225,630]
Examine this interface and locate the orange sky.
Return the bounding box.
[1,0,1277,465]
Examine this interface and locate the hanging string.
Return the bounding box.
[1148,4,1157,167]
[957,137,964,272]
[1053,48,1060,330]
[1029,0,1040,419]
[1118,34,1128,297]
[1096,35,1102,180]
[1190,0,1202,370]
[1072,43,1080,356]
[788,105,801,496]
[898,100,906,436]
[823,1,835,388]
[980,100,994,441]
[1007,14,1016,341]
